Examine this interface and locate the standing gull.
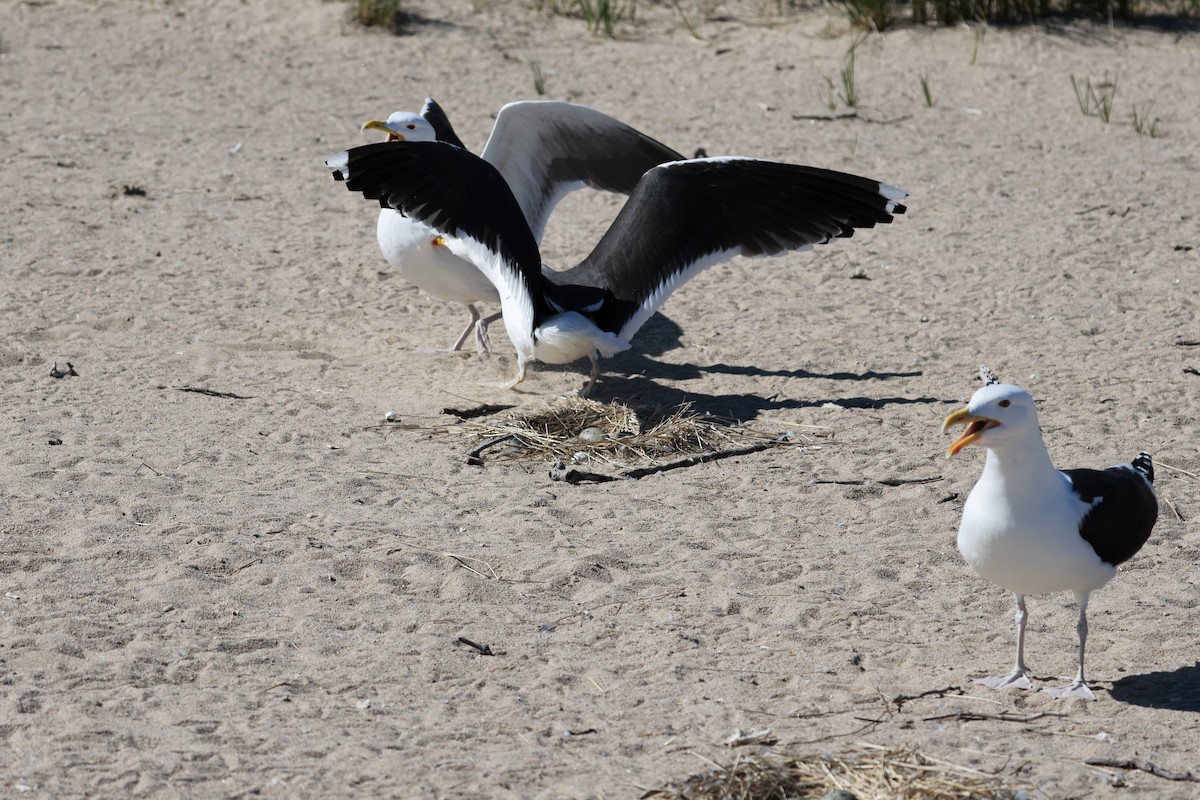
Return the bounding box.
[356,98,684,354]
[326,140,908,394]
[942,369,1158,700]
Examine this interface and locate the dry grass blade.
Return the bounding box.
[642,744,1016,800]
[447,397,799,470]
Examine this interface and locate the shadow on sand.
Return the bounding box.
[556,312,958,420]
[1109,663,1200,712]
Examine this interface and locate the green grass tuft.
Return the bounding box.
[839,46,860,108]
[1071,72,1117,122]
[530,60,548,95]
[577,0,636,38]
[841,0,897,30]
[919,73,937,107]
[1132,98,1162,137]
[347,0,405,29]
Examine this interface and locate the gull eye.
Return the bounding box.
[998,399,1011,408]
[406,124,416,130]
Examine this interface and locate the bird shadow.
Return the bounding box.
[572,312,954,421]
[1108,663,1200,712]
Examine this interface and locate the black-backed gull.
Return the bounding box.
[943,373,1158,700]
[327,140,908,394]
[356,98,683,354]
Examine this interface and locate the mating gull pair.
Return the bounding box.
[329,98,908,394]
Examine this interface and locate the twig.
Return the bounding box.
[922,711,1064,723]
[1183,366,1200,376]
[174,386,253,399]
[539,590,679,631]
[385,536,499,580]
[791,112,911,125]
[549,439,787,484]
[1174,338,1200,347]
[893,685,964,710]
[448,555,496,580]
[228,558,262,576]
[793,111,859,121]
[784,715,885,746]
[1163,495,1185,521]
[1086,758,1200,783]
[813,476,942,487]
[465,434,516,466]
[1156,460,1197,479]
[443,403,515,420]
[456,636,494,656]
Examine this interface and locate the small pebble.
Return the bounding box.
[384,410,398,422]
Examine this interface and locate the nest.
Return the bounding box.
[643,744,1016,800]
[448,396,795,471]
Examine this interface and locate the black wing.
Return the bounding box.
[327,141,547,317]
[556,158,908,340]
[1065,457,1158,566]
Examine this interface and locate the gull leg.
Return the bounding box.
[474,310,502,357]
[977,592,1034,691]
[1044,591,1096,701]
[450,304,483,352]
[577,354,600,397]
[496,359,527,391]
[416,304,480,356]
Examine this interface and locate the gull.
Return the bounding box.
[356,98,684,354]
[943,370,1158,700]
[328,140,908,394]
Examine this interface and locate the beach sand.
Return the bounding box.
[2,1,1198,796]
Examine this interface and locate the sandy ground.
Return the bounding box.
[2,0,1199,797]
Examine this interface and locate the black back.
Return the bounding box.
[1066,455,1158,566]
[420,98,467,150]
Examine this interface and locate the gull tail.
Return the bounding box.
[1131,452,1154,484]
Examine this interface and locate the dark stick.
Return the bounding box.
[1086,758,1200,783]
[813,476,942,487]
[456,636,494,656]
[922,711,1065,723]
[174,386,254,399]
[893,685,964,710]
[465,434,516,466]
[549,439,786,484]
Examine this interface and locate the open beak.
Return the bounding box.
[361,120,405,141]
[942,408,1000,457]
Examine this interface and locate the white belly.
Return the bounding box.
[376,210,498,304]
[533,312,630,365]
[958,480,1115,595]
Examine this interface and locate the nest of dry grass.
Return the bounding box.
[643,744,1016,800]
[447,396,801,471]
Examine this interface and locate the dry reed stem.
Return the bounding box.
[643,743,1016,800]
[447,397,801,468]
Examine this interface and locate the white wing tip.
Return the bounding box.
[325,150,351,179]
[879,182,910,211]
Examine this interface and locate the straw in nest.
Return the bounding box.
[643,744,1018,800]
[452,396,788,469]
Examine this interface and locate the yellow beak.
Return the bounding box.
[941,408,1000,457]
[361,119,403,139]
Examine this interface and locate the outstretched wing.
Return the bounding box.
[556,157,908,341]
[480,101,684,242]
[327,140,548,347]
